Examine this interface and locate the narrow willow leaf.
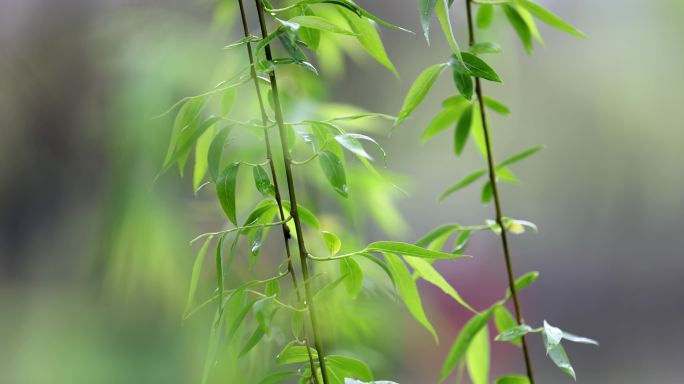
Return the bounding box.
[291,310,303,340]
[405,256,474,312]
[422,98,469,141]
[415,224,459,247]
[254,296,276,334]
[243,199,277,227]
[287,15,355,35]
[326,355,374,382]
[395,63,448,126]
[497,146,544,168]
[503,5,533,54]
[340,258,363,299]
[253,164,275,196]
[216,162,241,225]
[481,181,493,204]
[470,41,502,55]
[516,4,543,44]
[226,298,258,345]
[200,310,223,384]
[452,52,502,83]
[193,126,215,193]
[164,116,221,174]
[367,241,467,259]
[439,306,496,382]
[452,230,472,253]
[265,277,280,297]
[276,343,318,365]
[496,375,530,384]
[215,234,226,307]
[282,200,321,229]
[239,326,266,357]
[542,320,563,352]
[477,4,495,29]
[335,134,372,160]
[164,96,206,170]
[435,0,462,60]
[339,9,398,77]
[419,0,439,42]
[453,70,474,100]
[466,326,490,384]
[547,343,576,379]
[257,371,298,384]
[220,88,237,116]
[562,332,599,346]
[299,6,321,50]
[454,104,474,155]
[494,306,521,346]
[223,35,261,50]
[519,0,586,38]
[314,274,348,301]
[323,231,342,255]
[496,324,533,341]
[384,253,438,342]
[511,271,539,294]
[484,96,510,116]
[208,126,231,181]
[439,169,487,201]
[497,166,520,184]
[318,150,349,197]
[294,0,411,33]
[184,236,213,315]
[470,105,487,156]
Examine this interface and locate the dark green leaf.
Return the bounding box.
[415,224,459,247]
[322,231,342,255]
[454,104,474,155]
[384,253,437,341]
[216,162,241,225]
[439,306,496,382]
[453,70,474,100]
[452,229,472,253]
[298,6,321,50]
[395,63,448,126]
[318,150,349,197]
[253,165,275,196]
[253,296,276,334]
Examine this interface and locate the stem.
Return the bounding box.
[236,1,319,382]
[464,1,536,382]
[252,1,330,382]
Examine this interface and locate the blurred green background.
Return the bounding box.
[1,0,683,383]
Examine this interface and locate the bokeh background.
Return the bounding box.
[1,0,683,383]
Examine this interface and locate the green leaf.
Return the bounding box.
[494,306,521,346]
[453,70,473,100]
[384,253,437,342]
[439,306,496,382]
[547,343,576,379]
[318,150,349,198]
[239,326,265,357]
[314,273,348,301]
[477,4,495,29]
[454,104,474,155]
[163,116,221,175]
[220,88,237,116]
[216,162,241,225]
[452,230,472,253]
[395,63,448,126]
[208,126,231,181]
[223,35,261,50]
[496,375,530,384]
[325,355,373,381]
[184,236,213,315]
[542,320,563,352]
[481,181,493,204]
[422,97,469,141]
[253,164,275,196]
[495,324,533,341]
[164,97,206,171]
[466,326,490,384]
[257,371,298,384]
[366,241,467,259]
[334,133,372,160]
[322,231,342,255]
[470,41,502,55]
[562,331,599,346]
[439,169,487,201]
[226,298,258,345]
[415,224,459,248]
[253,296,276,334]
[419,0,439,42]
[519,0,586,38]
[510,270,539,294]
[193,126,216,193]
[298,6,320,50]
[497,145,544,168]
[276,342,318,365]
[215,234,226,305]
[484,96,510,116]
[452,52,502,83]
[339,9,398,77]
[287,15,356,35]
[340,258,363,299]
[503,5,533,54]
[435,0,462,60]
[282,200,321,229]
[405,256,474,312]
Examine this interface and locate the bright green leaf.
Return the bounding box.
[494,306,521,346]
[395,63,448,126]
[340,258,363,299]
[339,9,398,76]
[323,231,342,255]
[477,4,495,29]
[287,15,356,35]
[366,241,468,259]
[466,326,490,384]
[496,375,530,384]
[326,355,373,381]
[439,169,487,201]
[405,256,474,312]
[484,96,510,115]
[519,0,586,38]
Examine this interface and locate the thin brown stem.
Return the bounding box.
[252,1,330,383]
[465,1,536,382]
[236,1,318,382]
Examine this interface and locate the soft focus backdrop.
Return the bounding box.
[1,0,683,383]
